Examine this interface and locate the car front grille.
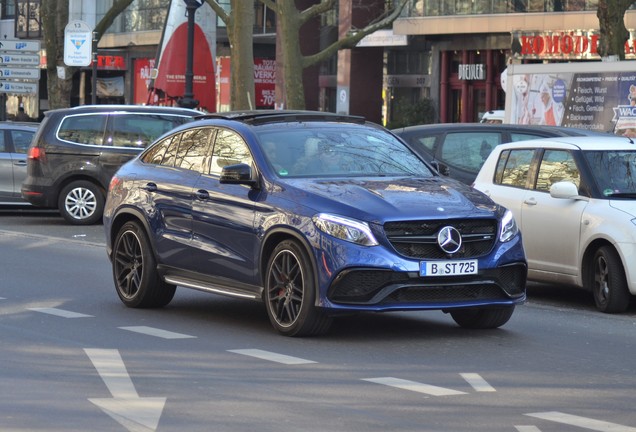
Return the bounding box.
[384,219,498,259]
[328,264,527,306]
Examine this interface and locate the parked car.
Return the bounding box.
[21,105,200,224]
[480,110,505,124]
[104,110,527,336]
[392,123,610,185]
[0,121,39,205]
[473,135,636,313]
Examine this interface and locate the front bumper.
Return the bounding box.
[326,263,527,311]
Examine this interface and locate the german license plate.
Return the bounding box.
[420,260,478,276]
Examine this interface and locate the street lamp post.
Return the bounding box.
[178,0,203,109]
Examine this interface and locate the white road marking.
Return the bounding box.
[228,349,317,365]
[460,372,496,392]
[362,377,467,396]
[526,411,636,432]
[515,426,542,432]
[119,326,196,339]
[85,348,166,431]
[29,307,93,318]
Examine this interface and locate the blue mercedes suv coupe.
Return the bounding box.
[104,111,527,336]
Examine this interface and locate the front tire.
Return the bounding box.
[58,180,104,225]
[264,240,332,336]
[450,306,515,329]
[112,221,176,308]
[591,246,630,313]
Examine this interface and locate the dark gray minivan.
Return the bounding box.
[22,105,200,224]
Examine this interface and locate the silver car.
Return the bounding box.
[0,122,38,205]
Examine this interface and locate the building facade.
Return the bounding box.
[389,0,636,124]
[2,1,636,125]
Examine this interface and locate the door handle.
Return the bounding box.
[142,182,157,192]
[195,189,210,200]
[523,197,537,206]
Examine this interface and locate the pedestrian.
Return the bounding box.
[15,106,30,122]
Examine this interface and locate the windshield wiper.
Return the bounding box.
[606,192,636,198]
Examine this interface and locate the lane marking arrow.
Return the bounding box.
[85,348,166,432]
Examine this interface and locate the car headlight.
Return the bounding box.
[313,213,378,246]
[499,209,519,243]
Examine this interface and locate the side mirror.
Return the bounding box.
[549,181,579,199]
[220,163,258,187]
[430,160,450,176]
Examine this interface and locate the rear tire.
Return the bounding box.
[590,246,630,313]
[264,239,332,336]
[58,180,104,225]
[112,221,175,308]
[450,306,515,329]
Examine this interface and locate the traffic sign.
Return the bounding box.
[0,80,38,94]
[0,40,40,52]
[0,67,40,80]
[0,53,40,66]
[64,20,93,67]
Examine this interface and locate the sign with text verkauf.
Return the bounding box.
[64,20,92,67]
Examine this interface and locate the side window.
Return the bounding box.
[535,150,580,192]
[510,133,544,142]
[174,128,213,173]
[0,131,5,152]
[498,149,535,188]
[209,129,253,176]
[161,134,182,167]
[106,114,192,148]
[141,134,177,165]
[57,114,107,145]
[11,130,35,154]
[440,132,501,172]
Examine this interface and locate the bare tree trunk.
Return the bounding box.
[597,0,633,61]
[42,0,73,109]
[277,0,305,110]
[229,1,256,109]
[205,0,256,110]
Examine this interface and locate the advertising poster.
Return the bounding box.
[506,61,636,136]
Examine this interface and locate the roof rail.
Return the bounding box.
[194,110,366,125]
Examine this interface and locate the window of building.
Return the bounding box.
[15,0,41,39]
[97,0,170,34]
[2,0,16,19]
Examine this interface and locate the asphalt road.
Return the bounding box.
[1,209,635,432]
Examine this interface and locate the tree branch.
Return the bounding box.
[302,0,408,68]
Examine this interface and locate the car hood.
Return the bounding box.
[279,176,497,223]
[609,199,636,217]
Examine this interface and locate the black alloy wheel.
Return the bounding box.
[449,305,515,329]
[112,221,176,308]
[265,239,332,336]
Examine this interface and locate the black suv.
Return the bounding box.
[392,123,609,184]
[22,105,199,224]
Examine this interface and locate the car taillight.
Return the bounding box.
[109,175,122,192]
[27,146,45,160]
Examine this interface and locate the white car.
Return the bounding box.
[473,135,636,313]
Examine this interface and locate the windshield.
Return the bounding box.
[256,124,433,178]
[583,150,636,197]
